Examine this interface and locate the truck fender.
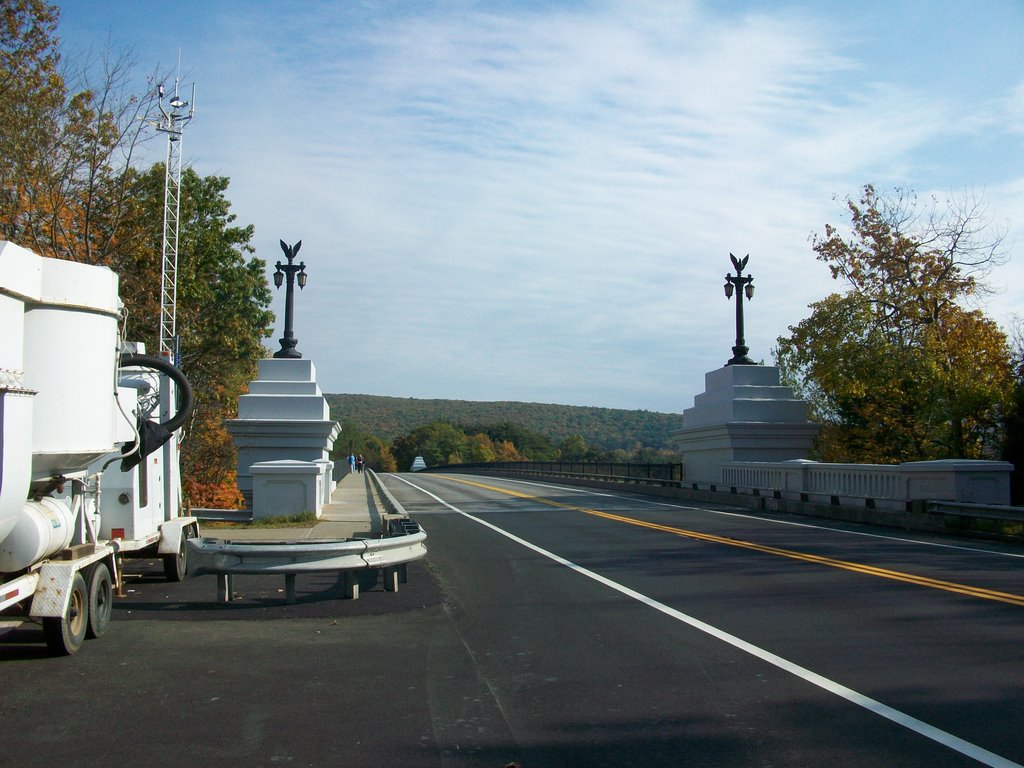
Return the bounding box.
[29,548,116,619]
[156,517,198,555]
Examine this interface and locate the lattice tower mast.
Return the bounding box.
[150,79,194,360]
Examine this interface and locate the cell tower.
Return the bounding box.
[148,78,195,361]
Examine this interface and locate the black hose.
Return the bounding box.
[119,353,194,433]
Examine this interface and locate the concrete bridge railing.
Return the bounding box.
[720,459,1013,509]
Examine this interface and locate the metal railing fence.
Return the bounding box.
[424,460,684,485]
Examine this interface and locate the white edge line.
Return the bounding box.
[391,473,1022,768]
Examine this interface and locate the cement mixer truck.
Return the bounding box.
[0,241,196,655]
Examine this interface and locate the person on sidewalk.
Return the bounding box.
[348,453,356,475]
[356,454,364,473]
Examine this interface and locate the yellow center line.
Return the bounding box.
[439,475,1024,608]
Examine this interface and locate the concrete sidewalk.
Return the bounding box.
[197,471,379,541]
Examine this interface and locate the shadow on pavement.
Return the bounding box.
[111,557,443,621]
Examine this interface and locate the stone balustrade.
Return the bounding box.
[721,459,1013,508]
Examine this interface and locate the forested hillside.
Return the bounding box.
[324,393,683,451]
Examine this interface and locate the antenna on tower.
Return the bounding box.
[145,69,195,362]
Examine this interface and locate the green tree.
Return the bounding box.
[392,421,469,469]
[116,165,274,505]
[776,185,1012,462]
[559,434,589,461]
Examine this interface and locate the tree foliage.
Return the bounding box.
[325,393,683,452]
[386,418,680,470]
[117,165,274,506]
[392,422,477,470]
[391,421,547,470]
[330,421,398,473]
[775,185,1013,462]
[0,0,154,263]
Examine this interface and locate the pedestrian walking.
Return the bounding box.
[348,453,356,475]
[356,454,364,473]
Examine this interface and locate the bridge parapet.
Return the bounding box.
[721,458,1013,510]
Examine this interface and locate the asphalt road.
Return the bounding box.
[2,472,1022,768]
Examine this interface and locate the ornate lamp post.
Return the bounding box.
[272,239,307,359]
[723,252,755,366]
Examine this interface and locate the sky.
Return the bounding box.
[57,0,1024,414]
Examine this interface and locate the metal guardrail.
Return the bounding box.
[189,507,252,522]
[187,526,427,604]
[188,530,426,577]
[186,474,427,604]
[427,460,684,483]
[431,462,686,492]
[367,468,406,522]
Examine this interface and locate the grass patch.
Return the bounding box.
[202,511,318,529]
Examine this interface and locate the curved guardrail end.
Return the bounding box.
[185,528,427,605]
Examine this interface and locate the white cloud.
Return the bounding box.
[57,0,1024,412]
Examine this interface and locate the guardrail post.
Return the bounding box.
[217,574,233,603]
[383,566,399,592]
[341,571,360,599]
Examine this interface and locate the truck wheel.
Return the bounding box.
[163,529,189,582]
[86,563,113,639]
[43,571,88,655]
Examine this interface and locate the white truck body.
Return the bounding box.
[92,344,197,577]
[0,241,194,654]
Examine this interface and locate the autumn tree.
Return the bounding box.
[467,433,497,462]
[0,0,63,243]
[0,0,155,263]
[775,185,1013,463]
[493,439,525,461]
[392,422,524,468]
[459,420,558,460]
[374,441,399,472]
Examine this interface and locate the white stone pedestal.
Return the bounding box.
[676,365,820,485]
[225,358,341,517]
[251,459,327,519]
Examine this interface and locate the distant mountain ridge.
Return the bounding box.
[324,393,684,451]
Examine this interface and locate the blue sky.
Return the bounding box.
[57,0,1024,413]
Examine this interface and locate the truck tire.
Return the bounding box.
[43,571,88,655]
[86,563,113,639]
[163,529,189,582]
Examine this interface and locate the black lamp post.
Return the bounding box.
[723,252,755,366]
[272,239,307,359]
